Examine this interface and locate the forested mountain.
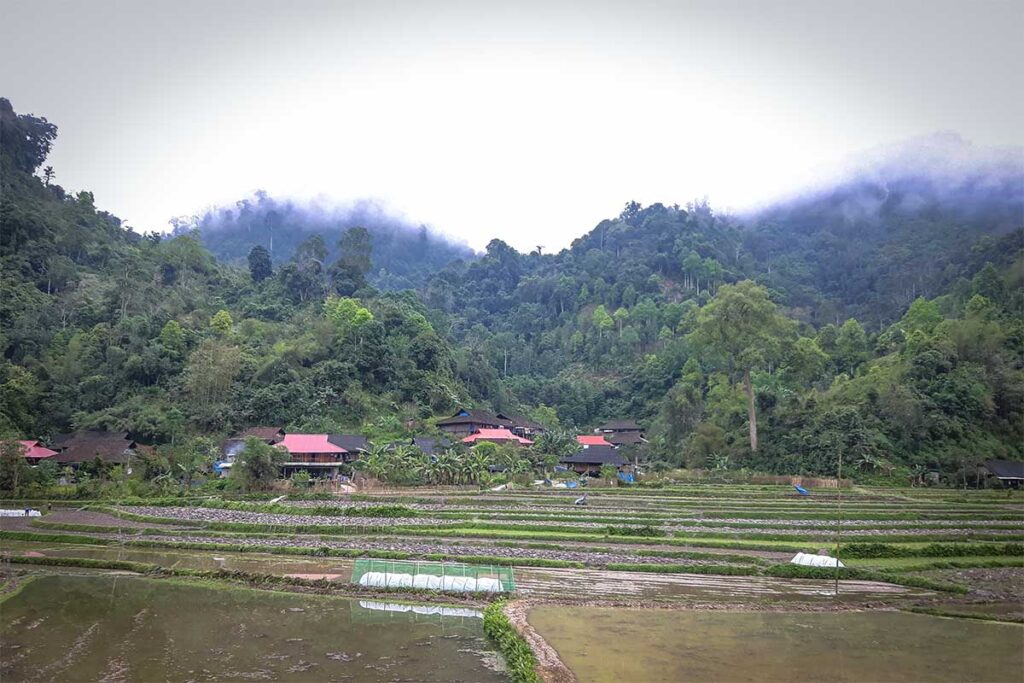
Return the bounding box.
[2,97,1022,481]
[182,195,476,290]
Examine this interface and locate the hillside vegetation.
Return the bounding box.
[1,98,1021,481]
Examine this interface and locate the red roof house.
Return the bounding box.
[276,433,350,479]
[462,429,534,446]
[576,435,613,447]
[6,440,59,461]
[278,434,346,457]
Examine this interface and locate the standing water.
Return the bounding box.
[529,606,1024,683]
[1,575,505,682]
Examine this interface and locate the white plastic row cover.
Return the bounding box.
[358,571,504,592]
[790,552,845,567]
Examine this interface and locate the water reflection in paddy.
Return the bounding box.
[0,575,504,682]
[529,606,1024,683]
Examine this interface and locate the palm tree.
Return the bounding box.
[465,451,491,486]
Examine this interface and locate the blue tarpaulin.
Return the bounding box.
[618,472,635,484]
[794,484,809,496]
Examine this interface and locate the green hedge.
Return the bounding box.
[483,600,541,683]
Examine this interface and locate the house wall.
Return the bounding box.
[439,422,496,436]
[288,452,343,463]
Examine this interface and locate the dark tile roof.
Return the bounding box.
[436,408,502,427]
[51,431,139,464]
[596,420,643,432]
[559,446,627,467]
[496,413,546,431]
[236,427,285,443]
[412,437,452,455]
[327,434,370,452]
[607,431,645,445]
[984,460,1024,479]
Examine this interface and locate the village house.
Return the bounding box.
[4,440,59,463]
[269,433,370,480]
[594,419,645,446]
[559,445,631,476]
[49,431,149,468]
[462,428,534,446]
[576,434,613,448]
[220,426,285,462]
[437,407,549,439]
[983,460,1024,489]
[276,433,347,480]
[496,412,547,438]
[436,408,504,437]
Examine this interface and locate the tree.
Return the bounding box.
[0,441,28,492]
[592,305,614,339]
[687,281,793,452]
[158,320,186,355]
[232,437,286,491]
[210,309,233,336]
[182,340,241,422]
[247,245,272,282]
[0,97,58,173]
[613,307,630,336]
[834,318,869,375]
[330,226,373,295]
[599,463,618,483]
[323,296,374,339]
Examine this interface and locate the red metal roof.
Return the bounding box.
[462,429,534,445]
[576,435,612,447]
[278,434,347,454]
[16,440,58,460]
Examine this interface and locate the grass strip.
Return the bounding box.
[1,530,111,546]
[483,600,542,683]
[845,557,1024,571]
[32,520,144,534]
[604,563,759,575]
[841,542,1023,559]
[421,554,583,569]
[902,606,1023,624]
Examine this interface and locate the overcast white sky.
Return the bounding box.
[2,0,1022,250]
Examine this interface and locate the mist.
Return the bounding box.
[748,133,1024,229]
[173,192,477,289]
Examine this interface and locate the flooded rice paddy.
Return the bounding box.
[0,575,504,682]
[529,606,1024,682]
[515,566,933,603]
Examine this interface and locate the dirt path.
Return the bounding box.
[504,600,576,683]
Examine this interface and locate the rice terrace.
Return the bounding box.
[2,482,1022,681]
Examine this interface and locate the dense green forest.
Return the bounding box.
[2,98,1022,481]
[184,194,476,291]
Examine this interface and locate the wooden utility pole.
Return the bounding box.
[835,449,843,597]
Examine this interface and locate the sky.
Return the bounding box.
[2,0,1022,251]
